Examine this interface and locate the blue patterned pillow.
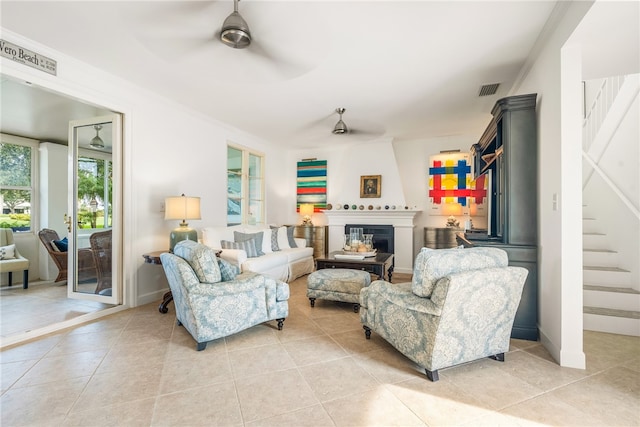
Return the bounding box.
[234,231,265,256]
[268,225,298,250]
[221,238,259,258]
[269,227,280,251]
[173,241,222,284]
[217,257,240,281]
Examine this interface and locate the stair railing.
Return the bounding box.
[582,152,640,220]
[583,75,626,152]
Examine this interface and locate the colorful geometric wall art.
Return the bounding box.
[428,153,471,215]
[296,160,327,212]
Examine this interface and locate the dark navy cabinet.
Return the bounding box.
[468,94,539,341]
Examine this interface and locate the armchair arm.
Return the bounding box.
[188,272,266,297]
[368,281,443,316]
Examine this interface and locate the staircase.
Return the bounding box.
[582,73,640,336]
[582,215,640,336]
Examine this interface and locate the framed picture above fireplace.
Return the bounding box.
[360,175,381,198]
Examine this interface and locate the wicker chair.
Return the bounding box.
[90,229,112,295]
[38,228,96,284]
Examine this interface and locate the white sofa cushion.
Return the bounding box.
[282,246,313,262]
[243,251,289,272]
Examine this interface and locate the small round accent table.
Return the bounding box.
[142,250,172,314]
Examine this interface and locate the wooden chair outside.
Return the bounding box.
[38,228,96,284]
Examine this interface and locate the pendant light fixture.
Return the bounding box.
[220,0,251,49]
[90,125,105,149]
[332,108,348,134]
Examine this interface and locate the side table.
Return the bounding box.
[142,250,172,314]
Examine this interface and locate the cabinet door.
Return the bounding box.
[502,246,538,341]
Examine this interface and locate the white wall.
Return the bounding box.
[512,1,594,368]
[39,142,68,281]
[287,134,477,262]
[1,28,292,307]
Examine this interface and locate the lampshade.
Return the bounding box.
[299,203,314,226]
[165,194,201,252]
[441,203,463,216]
[165,195,201,221]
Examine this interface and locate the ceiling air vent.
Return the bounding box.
[478,83,500,97]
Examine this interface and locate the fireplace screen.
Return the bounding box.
[345,224,394,254]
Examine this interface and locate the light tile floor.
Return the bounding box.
[0,280,113,338]
[1,274,639,426]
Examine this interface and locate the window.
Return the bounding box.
[0,135,37,232]
[227,145,264,226]
[77,150,112,229]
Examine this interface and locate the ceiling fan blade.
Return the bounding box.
[126,1,225,61]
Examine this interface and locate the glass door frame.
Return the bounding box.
[67,114,122,304]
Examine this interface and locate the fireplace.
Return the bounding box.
[345,224,394,254]
[323,209,420,275]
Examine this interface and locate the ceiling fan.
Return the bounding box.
[129,1,327,83]
[331,108,384,138]
[333,108,348,134]
[220,0,251,49]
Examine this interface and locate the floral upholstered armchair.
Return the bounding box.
[360,246,527,382]
[160,240,290,351]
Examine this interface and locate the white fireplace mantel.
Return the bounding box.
[323,209,421,275]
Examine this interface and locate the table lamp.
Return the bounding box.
[299,203,314,226]
[165,194,201,252]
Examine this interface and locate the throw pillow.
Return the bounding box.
[53,237,68,252]
[270,226,291,250]
[218,258,240,281]
[173,240,222,284]
[0,244,16,260]
[50,241,61,252]
[269,227,280,251]
[261,228,273,254]
[286,226,298,248]
[234,231,265,256]
[221,238,259,258]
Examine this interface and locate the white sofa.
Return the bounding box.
[201,225,314,283]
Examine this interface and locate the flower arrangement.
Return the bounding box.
[446,216,460,228]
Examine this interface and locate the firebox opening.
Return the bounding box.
[345,224,394,254]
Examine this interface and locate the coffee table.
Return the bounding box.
[315,252,394,282]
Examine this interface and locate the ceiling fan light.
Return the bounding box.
[333,119,348,134]
[90,136,105,149]
[220,12,251,48]
[90,125,105,149]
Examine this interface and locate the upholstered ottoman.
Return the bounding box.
[307,269,371,312]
